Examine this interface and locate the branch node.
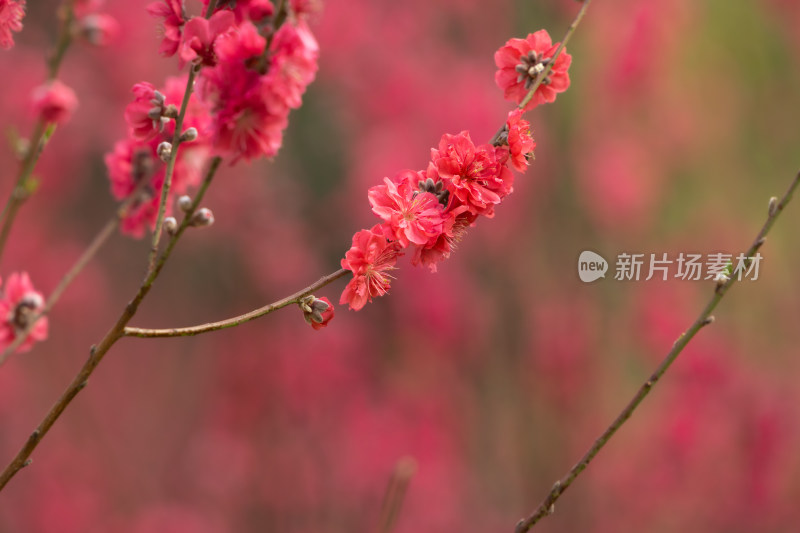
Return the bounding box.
[21,459,32,468]
[702,316,715,327]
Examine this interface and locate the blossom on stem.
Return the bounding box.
[368,170,446,248]
[31,80,78,126]
[494,30,572,110]
[340,225,402,311]
[0,272,48,353]
[500,108,536,172]
[179,11,235,67]
[199,17,318,163]
[428,131,511,218]
[0,0,25,50]
[124,82,171,140]
[147,0,186,57]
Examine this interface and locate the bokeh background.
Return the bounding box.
[2,0,800,531]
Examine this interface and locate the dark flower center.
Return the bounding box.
[515,50,552,89]
[417,177,449,206]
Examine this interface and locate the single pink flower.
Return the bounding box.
[429,131,508,218]
[124,82,167,140]
[409,208,471,272]
[0,272,48,354]
[340,225,402,311]
[31,80,78,126]
[179,11,235,67]
[147,0,185,57]
[0,0,25,50]
[368,169,446,248]
[503,108,536,172]
[494,30,572,110]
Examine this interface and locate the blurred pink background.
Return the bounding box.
[1,0,800,531]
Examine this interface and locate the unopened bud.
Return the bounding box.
[151,90,165,106]
[177,195,193,212]
[157,141,172,163]
[299,295,334,329]
[180,127,198,143]
[163,104,179,119]
[714,272,729,288]
[164,217,178,236]
[768,196,779,217]
[189,207,214,227]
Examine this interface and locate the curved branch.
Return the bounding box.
[124,268,349,338]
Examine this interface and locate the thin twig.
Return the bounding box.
[376,457,418,533]
[0,153,223,492]
[515,171,800,532]
[490,0,591,146]
[518,0,591,111]
[148,66,199,273]
[0,2,76,266]
[0,174,156,368]
[124,268,349,338]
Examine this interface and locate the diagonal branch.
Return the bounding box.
[515,170,800,532]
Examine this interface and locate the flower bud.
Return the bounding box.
[157,141,172,162]
[177,195,193,212]
[189,207,214,227]
[299,296,334,330]
[180,127,198,143]
[164,217,178,236]
[768,196,779,217]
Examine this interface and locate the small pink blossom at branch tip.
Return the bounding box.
[301,296,334,330]
[31,80,78,126]
[494,30,572,110]
[0,272,48,354]
[504,108,536,172]
[180,11,235,68]
[0,0,25,50]
[340,225,402,311]
[147,0,185,57]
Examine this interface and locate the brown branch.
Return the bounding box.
[0,150,223,492]
[515,171,800,532]
[376,457,418,533]
[123,268,349,338]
